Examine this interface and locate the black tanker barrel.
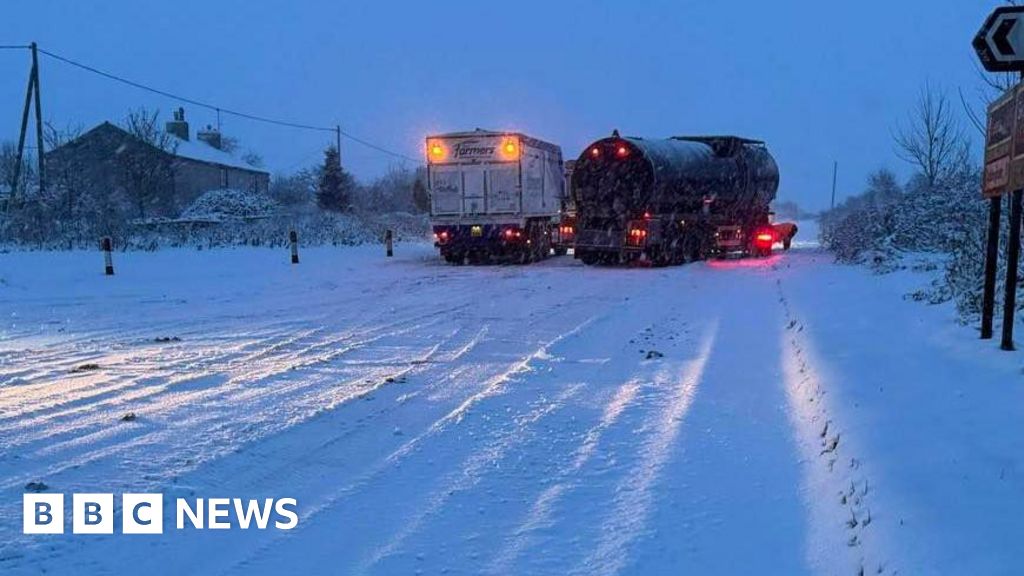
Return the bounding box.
[572,135,779,222]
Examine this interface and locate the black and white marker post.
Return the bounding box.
[101,237,114,276]
[289,230,299,264]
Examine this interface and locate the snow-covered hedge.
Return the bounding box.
[179,188,278,222]
[0,206,429,252]
[819,166,1020,321]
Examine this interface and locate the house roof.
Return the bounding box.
[169,133,266,173]
[51,121,268,175]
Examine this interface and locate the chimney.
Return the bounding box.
[197,124,223,150]
[165,107,189,141]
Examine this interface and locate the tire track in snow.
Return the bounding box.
[359,382,585,574]
[487,379,641,574]
[204,325,488,492]
[0,317,330,426]
[572,323,718,576]
[776,279,890,576]
[0,324,297,412]
[0,307,459,491]
[378,314,600,466]
[1,302,460,440]
[219,315,602,574]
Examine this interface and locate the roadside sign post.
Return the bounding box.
[981,197,1001,340]
[975,8,1024,348]
[1003,190,1023,350]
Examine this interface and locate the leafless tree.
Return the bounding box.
[0,142,35,202]
[42,122,85,219]
[241,150,264,168]
[118,108,177,218]
[124,108,177,152]
[893,84,970,188]
[43,121,82,150]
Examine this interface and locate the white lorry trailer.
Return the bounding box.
[426,129,564,264]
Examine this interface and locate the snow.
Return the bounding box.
[1,226,1023,575]
[178,188,278,222]
[170,135,265,173]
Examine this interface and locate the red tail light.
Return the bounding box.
[560,225,574,235]
[754,230,775,246]
[626,226,648,246]
[503,228,523,240]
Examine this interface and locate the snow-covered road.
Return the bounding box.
[2,232,1024,575]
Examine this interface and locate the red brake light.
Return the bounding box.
[627,226,648,246]
[590,147,600,157]
[616,145,629,158]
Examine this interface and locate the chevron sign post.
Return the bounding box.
[977,7,1024,350]
[975,6,1024,72]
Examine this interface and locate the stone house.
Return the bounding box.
[44,108,269,218]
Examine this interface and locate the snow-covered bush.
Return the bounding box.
[179,188,278,221]
[819,161,1024,322]
[819,169,902,263]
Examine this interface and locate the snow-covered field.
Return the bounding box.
[2,225,1023,575]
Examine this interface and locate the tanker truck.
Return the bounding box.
[571,131,780,266]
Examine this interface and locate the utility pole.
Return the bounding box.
[830,160,838,210]
[11,41,45,203]
[335,125,342,167]
[32,42,44,195]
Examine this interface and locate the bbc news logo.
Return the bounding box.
[23,493,298,535]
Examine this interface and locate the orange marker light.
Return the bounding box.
[499,138,520,160]
[616,145,629,158]
[590,147,600,157]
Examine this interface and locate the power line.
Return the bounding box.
[338,130,418,163]
[37,48,333,132]
[32,46,420,163]
[0,45,31,50]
